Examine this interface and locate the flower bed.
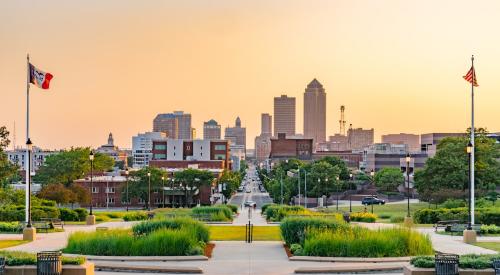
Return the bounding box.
[350,212,378,223]
[63,217,208,256]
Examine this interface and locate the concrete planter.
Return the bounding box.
[403,265,495,275]
[5,262,94,275]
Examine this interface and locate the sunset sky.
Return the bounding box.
[1,0,499,150]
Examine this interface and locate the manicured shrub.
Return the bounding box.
[0,205,59,222]
[95,215,110,222]
[225,204,238,214]
[0,222,22,233]
[412,254,500,269]
[290,243,303,256]
[440,199,466,209]
[132,217,209,243]
[280,216,347,245]
[303,227,433,257]
[74,208,88,221]
[60,208,79,221]
[350,212,377,223]
[123,211,148,221]
[414,207,500,225]
[0,251,85,266]
[261,203,275,214]
[192,206,232,221]
[31,206,60,221]
[265,205,320,222]
[480,224,500,234]
[379,213,392,219]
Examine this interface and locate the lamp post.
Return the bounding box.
[171,178,175,208]
[280,168,284,205]
[349,173,353,212]
[162,176,165,208]
[85,151,96,225]
[405,153,411,218]
[304,170,307,208]
[125,168,129,212]
[147,171,151,211]
[467,142,473,230]
[335,176,340,211]
[26,139,33,228]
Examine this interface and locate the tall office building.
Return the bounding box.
[304,78,326,144]
[224,117,247,152]
[132,132,167,168]
[203,119,221,140]
[261,113,272,135]
[274,95,295,136]
[347,128,374,150]
[153,111,192,139]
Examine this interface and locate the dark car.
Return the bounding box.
[244,201,256,207]
[361,197,385,205]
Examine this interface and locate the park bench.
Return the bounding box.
[41,218,64,230]
[434,220,460,232]
[492,259,500,275]
[147,212,155,220]
[449,224,482,236]
[32,221,51,233]
[190,214,211,222]
[0,256,5,275]
[96,226,108,231]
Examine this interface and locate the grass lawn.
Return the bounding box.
[0,240,29,249]
[474,242,500,252]
[338,202,429,222]
[209,226,281,241]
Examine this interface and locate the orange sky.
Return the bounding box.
[1,0,499,150]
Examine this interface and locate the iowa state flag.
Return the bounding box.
[29,63,53,89]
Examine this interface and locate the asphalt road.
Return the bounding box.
[229,165,273,209]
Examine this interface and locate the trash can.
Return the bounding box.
[493,259,500,275]
[0,256,5,275]
[37,251,62,275]
[435,253,459,275]
[342,213,351,223]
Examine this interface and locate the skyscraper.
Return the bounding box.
[224,117,246,150]
[348,128,374,150]
[261,113,272,135]
[203,119,221,140]
[304,78,326,144]
[153,111,192,139]
[274,95,295,137]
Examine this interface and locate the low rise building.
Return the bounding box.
[7,147,58,171]
[269,133,313,162]
[313,151,363,168]
[132,132,167,168]
[381,133,420,152]
[420,132,465,157]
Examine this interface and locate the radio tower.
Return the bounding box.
[339,106,346,136]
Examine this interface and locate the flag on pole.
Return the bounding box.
[29,63,53,89]
[463,66,478,87]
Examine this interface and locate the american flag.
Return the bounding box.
[463,66,478,87]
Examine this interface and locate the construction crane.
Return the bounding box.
[339,106,346,136]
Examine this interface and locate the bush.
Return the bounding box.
[192,206,232,221]
[303,227,433,257]
[0,222,22,233]
[60,208,79,221]
[225,204,238,214]
[390,216,405,223]
[280,216,347,245]
[290,243,303,256]
[0,251,85,266]
[64,227,205,256]
[261,203,275,214]
[350,212,377,223]
[123,212,148,221]
[132,217,209,243]
[31,206,60,221]
[412,254,500,269]
[95,215,110,222]
[74,208,88,221]
[265,205,317,222]
[441,199,466,209]
[379,213,392,219]
[413,207,500,225]
[480,224,500,234]
[0,205,59,222]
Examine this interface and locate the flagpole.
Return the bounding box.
[470,55,475,225]
[25,54,30,224]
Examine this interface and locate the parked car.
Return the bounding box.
[246,188,251,193]
[361,197,385,205]
[244,201,256,207]
[237,187,244,192]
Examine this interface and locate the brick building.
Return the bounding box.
[269,133,313,161]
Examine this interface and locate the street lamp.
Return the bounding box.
[335,176,340,211]
[467,142,473,230]
[125,168,129,212]
[280,168,284,205]
[349,173,353,212]
[162,176,165,208]
[405,153,411,218]
[26,138,33,228]
[147,171,151,211]
[171,178,175,208]
[89,151,94,215]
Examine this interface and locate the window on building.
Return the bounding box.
[106,197,115,204]
[92,187,99,193]
[138,198,145,204]
[106,187,115,193]
[154,144,166,150]
[214,154,226,160]
[215,145,226,150]
[154,153,166,159]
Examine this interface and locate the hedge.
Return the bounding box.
[0,251,85,266]
[350,212,377,223]
[132,217,209,243]
[280,216,347,245]
[0,205,59,222]
[412,254,500,269]
[413,207,500,225]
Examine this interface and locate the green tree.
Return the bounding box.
[126,167,166,208]
[174,168,214,206]
[319,156,350,180]
[308,161,341,197]
[218,170,241,202]
[374,167,405,192]
[38,183,75,204]
[414,130,500,202]
[34,148,114,186]
[0,126,18,186]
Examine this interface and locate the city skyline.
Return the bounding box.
[2,1,500,150]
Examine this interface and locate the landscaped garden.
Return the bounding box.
[209,225,281,241]
[281,216,433,257]
[263,205,342,222]
[63,217,210,256]
[411,254,500,269]
[0,240,29,249]
[155,205,237,222]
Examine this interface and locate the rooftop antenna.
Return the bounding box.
[339,106,346,136]
[12,121,16,150]
[348,123,353,149]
